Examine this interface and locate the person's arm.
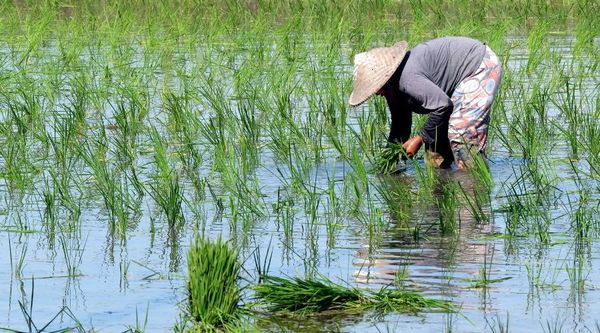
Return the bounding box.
[404,75,454,146]
[385,89,412,144]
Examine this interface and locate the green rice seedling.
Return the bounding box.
[525,260,561,293]
[410,158,436,200]
[4,81,45,137]
[125,305,149,333]
[8,236,27,280]
[375,176,413,224]
[437,181,459,235]
[47,112,83,211]
[198,115,229,174]
[254,274,453,316]
[459,181,491,224]
[324,172,344,246]
[0,119,37,193]
[47,167,81,224]
[469,152,493,190]
[259,75,303,162]
[523,157,558,208]
[273,187,296,250]
[111,96,145,167]
[505,87,549,158]
[110,96,148,197]
[148,126,173,181]
[274,145,312,197]
[164,93,204,193]
[580,112,600,179]
[0,278,86,332]
[58,232,86,278]
[469,249,511,289]
[542,317,566,333]
[368,287,454,314]
[254,274,365,314]
[232,85,262,166]
[350,106,384,157]
[498,161,557,243]
[486,313,510,333]
[501,192,526,238]
[566,250,589,296]
[80,138,133,239]
[264,113,293,163]
[42,177,57,229]
[148,172,185,229]
[187,235,242,329]
[372,142,406,175]
[228,171,267,224]
[252,240,274,284]
[551,75,581,158]
[568,190,596,241]
[344,158,367,218]
[525,21,549,74]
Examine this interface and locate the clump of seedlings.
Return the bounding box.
[187,235,242,330]
[372,142,406,174]
[253,274,453,316]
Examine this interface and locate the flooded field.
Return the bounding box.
[0,1,599,332]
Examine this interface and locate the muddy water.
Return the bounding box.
[0,38,599,332]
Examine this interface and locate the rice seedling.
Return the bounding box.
[0,279,86,333]
[272,187,296,250]
[551,75,581,158]
[254,274,364,314]
[371,142,406,175]
[124,305,149,333]
[8,236,27,280]
[80,138,135,239]
[410,158,437,200]
[0,0,597,331]
[58,232,86,278]
[468,248,511,289]
[542,317,566,333]
[148,172,185,230]
[486,313,510,333]
[254,274,453,316]
[458,181,491,224]
[146,126,185,229]
[187,235,242,330]
[437,181,459,235]
[375,176,413,224]
[566,250,589,296]
[110,95,146,172]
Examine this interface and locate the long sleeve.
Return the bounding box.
[385,93,412,144]
[401,75,454,145]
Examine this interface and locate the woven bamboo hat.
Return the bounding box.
[348,41,408,106]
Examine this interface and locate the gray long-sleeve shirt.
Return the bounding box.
[387,37,486,145]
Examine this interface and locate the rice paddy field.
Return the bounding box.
[0,1,599,332]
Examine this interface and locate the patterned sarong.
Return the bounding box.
[447,46,502,165]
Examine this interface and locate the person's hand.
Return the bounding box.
[402,135,423,158]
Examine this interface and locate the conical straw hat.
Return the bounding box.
[348,41,408,106]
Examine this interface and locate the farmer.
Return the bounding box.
[348,36,502,169]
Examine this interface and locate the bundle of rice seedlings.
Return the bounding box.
[368,288,454,314]
[254,275,454,316]
[187,235,241,329]
[253,275,365,314]
[372,142,406,174]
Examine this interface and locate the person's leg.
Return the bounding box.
[448,46,503,169]
[424,121,454,169]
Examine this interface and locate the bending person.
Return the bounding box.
[349,36,502,169]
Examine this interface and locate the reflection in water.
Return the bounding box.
[353,168,497,290]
